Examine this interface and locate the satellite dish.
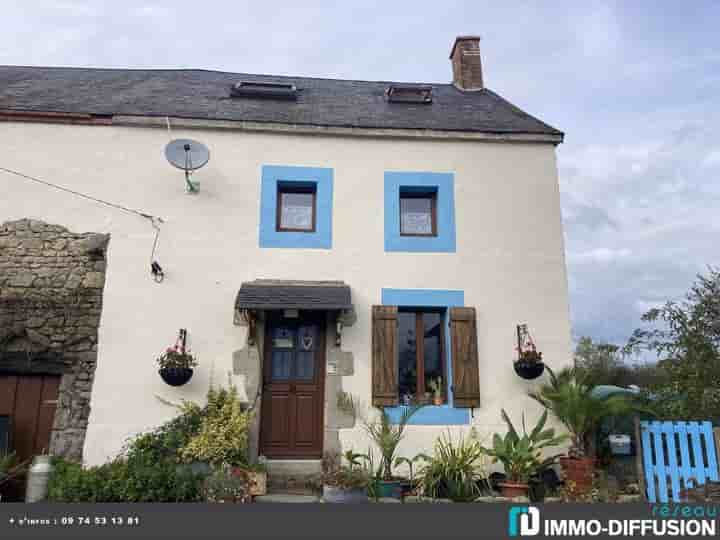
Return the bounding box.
[164,138,210,193]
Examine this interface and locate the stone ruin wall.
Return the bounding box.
[0,219,108,461]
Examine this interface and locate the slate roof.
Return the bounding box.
[0,66,562,138]
[236,280,352,311]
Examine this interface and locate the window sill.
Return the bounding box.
[384,404,470,426]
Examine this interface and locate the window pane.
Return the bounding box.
[271,351,292,380]
[272,326,295,349]
[400,196,433,235]
[423,313,444,398]
[280,192,314,230]
[295,325,317,380]
[397,312,417,401]
[295,351,314,380]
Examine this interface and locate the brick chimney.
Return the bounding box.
[450,36,483,91]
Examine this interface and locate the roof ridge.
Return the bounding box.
[0,64,451,88]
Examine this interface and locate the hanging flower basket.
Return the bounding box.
[156,328,198,387]
[513,324,545,380]
[159,366,194,386]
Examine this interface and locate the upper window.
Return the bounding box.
[259,165,333,249]
[277,184,316,232]
[400,190,437,237]
[398,309,446,405]
[384,172,456,253]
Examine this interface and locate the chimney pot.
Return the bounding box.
[450,36,483,91]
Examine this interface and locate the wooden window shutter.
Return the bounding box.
[371,305,399,407]
[449,306,480,408]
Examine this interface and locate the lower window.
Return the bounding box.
[397,309,446,404]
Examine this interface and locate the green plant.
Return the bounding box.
[417,432,488,502]
[626,267,720,421]
[202,466,249,503]
[363,406,421,481]
[156,338,198,370]
[529,367,649,457]
[180,385,253,467]
[394,454,426,485]
[0,452,27,489]
[360,449,384,500]
[428,377,443,401]
[320,450,368,490]
[482,409,567,483]
[48,384,253,502]
[47,457,204,502]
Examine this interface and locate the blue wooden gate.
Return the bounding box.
[640,421,719,503]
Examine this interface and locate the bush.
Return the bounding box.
[48,384,255,502]
[49,389,208,502]
[180,385,252,467]
[48,455,205,502]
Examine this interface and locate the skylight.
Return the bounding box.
[230,81,298,100]
[385,85,432,104]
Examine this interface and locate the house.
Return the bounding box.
[0,36,572,473]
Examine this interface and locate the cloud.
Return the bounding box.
[569,248,632,264]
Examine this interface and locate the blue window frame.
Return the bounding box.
[381,288,470,425]
[384,172,456,252]
[259,165,333,249]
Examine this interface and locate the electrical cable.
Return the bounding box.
[0,165,167,283]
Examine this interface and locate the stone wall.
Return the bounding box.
[0,219,108,461]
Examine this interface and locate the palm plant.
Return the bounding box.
[363,406,420,480]
[482,409,567,483]
[528,366,650,457]
[394,454,426,485]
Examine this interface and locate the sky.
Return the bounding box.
[1,1,718,351]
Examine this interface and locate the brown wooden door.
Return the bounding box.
[259,313,325,458]
[0,374,60,501]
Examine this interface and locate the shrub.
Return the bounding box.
[180,385,252,467]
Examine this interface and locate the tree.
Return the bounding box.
[626,267,720,421]
[574,336,661,388]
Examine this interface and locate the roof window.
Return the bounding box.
[230,81,298,100]
[385,85,432,104]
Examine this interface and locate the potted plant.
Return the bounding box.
[363,405,421,499]
[321,451,368,503]
[232,462,267,497]
[481,409,567,498]
[203,466,250,503]
[416,432,489,502]
[157,329,197,387]
[428,377,444,406]
[514,324,545,380]
[529,367,649,495]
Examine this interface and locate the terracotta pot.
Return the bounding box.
[560,456,594,494]
[433,397,443,406]
[498,481,530,498]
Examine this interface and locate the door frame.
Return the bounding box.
[258,310,326,459]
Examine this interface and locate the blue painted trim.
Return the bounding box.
[384,172,456,252]
[259,165,333,249]
[381,288,469,426]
